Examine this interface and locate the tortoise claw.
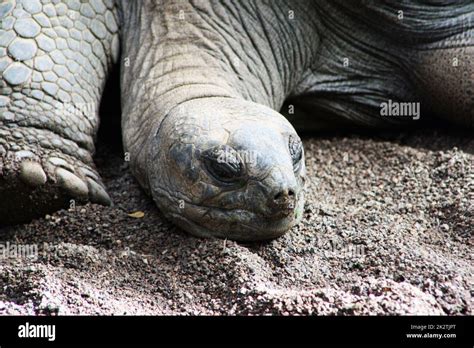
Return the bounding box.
[56,167,89,199]
[19,161,47,187]
[86,177,112,206]
[0,144,112,225]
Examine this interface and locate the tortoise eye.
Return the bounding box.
[201,145,244,182]
[289,135,303,168]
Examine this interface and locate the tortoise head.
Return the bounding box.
[147,98,306,241]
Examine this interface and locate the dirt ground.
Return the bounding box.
[0,126,472,315]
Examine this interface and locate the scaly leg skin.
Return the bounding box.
[0,0,120,225]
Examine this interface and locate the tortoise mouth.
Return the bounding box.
[168,195,305,241]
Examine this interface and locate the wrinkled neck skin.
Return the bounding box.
[118,0,319,190]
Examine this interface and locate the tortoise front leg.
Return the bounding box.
[0,0,120,224]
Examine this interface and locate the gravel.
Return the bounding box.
[0,127,472,315]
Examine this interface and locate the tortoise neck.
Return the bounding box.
[119,0,320,108]
[119,0,319,186]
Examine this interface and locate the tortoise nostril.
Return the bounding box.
[274,191,284,201]
[273,189,295,203]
